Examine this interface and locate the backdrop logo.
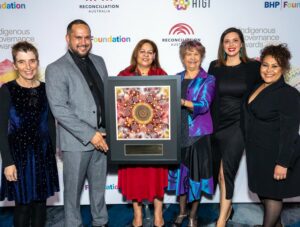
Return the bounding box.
[0,2,26,9]
[264,1,300,9]
[84,184,119,190]
[0,28,34,50]
[174,0,190,10]
[162,23,200,47]
[0,59,16,86]
[92,35,131,44]
[169,23,194,35]
[239,27,280,49]
[79,0,119,14]
[173,0,211,10]
[286,67,300,92]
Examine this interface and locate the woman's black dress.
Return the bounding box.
[0,80,59,204]
[244,77,300,199]
[208,60,260,199]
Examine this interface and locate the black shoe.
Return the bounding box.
[226,207,234,221]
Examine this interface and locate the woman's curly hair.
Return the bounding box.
[260,43,292,74]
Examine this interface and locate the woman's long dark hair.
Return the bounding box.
[216,27,250,66]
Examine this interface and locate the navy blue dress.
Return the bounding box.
[0,80,59,204]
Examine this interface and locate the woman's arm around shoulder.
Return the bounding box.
[208,60,218,75]
[0,83,14,167]
[247,59,262,85]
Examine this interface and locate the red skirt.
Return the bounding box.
[118,165,168,202]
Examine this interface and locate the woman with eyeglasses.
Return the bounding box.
[243,44,300,227]
[117,39,168,227]
[167,39,215,227]
[208,27,261,227]
[0,41,59,227]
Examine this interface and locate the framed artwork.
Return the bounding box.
[105,76,181,164]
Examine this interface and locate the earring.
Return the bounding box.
[239,48,243,58]
[223,51,227,59]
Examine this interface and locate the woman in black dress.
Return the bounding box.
[244,44,300,227]
[0,41,59,227]
[208,27,261,227]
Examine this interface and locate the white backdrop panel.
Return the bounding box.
[1,0,300,205]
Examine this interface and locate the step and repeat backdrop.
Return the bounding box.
[1,0,300,206]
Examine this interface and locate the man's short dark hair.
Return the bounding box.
[66,19,90,35]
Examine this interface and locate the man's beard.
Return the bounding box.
[70,45,91,58]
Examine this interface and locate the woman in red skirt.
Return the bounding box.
[117,39,168,227]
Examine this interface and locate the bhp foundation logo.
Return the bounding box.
[173,0,190,10]
[169,23,194,35]
[264,1,300,9]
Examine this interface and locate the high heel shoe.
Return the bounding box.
[172,213,188,226]
[226,207,234,221]
[216,208,235,227]
[187,217,197,227]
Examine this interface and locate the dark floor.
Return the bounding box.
[1,203,300,227]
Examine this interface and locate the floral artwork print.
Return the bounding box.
[115,86,170,140]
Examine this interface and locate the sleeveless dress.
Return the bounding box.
[0,80,59,204]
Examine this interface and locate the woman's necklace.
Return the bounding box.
[137,66,150,76]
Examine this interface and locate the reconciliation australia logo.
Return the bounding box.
[173,0,211,10]
[162,23,201,46]
[79,0,119,14]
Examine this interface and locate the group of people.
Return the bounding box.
[0,19,299,227]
